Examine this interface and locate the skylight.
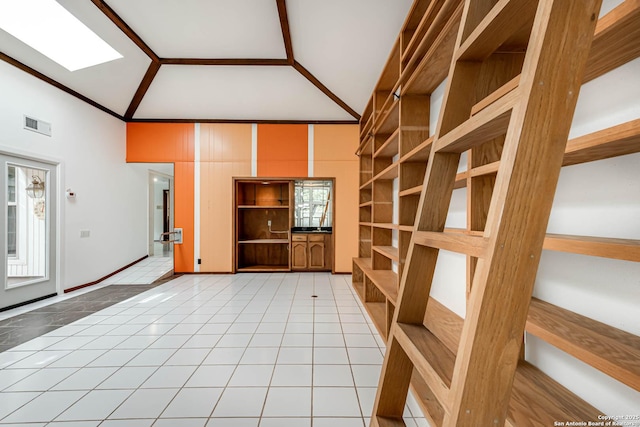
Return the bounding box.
[0,0,122,72]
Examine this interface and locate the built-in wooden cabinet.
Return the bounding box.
[234,178,335,273]
[234,179,291,272]
[291,235,308,270]
[291,233,331,271]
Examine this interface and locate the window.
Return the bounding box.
[7,165,17,256]
[294,180,333,229]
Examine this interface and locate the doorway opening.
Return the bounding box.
[149,170,174,261]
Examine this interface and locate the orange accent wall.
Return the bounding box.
[314,125,360,273]
[174,161,194,273]
[127,123,194,162]
[257,124,307,177]
[200,124,252,272]
[126,123,195,272]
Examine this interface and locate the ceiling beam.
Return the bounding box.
[293,61,361,121]
[92,0,164,120]
[276,0,295,64]
[0,51,124,121]
[127,118,359,125]
[90,0,160,62]
[124,61,161,120]
[160,58,290,66]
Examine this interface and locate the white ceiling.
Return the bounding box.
[0,0,414,122]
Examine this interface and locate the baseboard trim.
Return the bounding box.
[0,293,57,313]
[64,255,149,293]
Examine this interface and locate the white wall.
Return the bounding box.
[0,60,149,291]
[418,56,640,413]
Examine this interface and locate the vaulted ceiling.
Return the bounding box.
[0,0,414,123]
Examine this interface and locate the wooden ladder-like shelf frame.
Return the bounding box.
[370,0,605,426]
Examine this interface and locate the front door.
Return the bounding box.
[0,153,57,310]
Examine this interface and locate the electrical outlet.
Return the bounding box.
[267,220,272,227]
[80,229,90,238]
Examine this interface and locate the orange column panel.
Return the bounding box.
[257,124,308,177]
[314,125,360,273]
[126,123,195,272]
[174,161,194,273]
[127,123,194,162]
[200,124,252,272]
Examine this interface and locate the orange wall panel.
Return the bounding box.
[314,125,359,273]
[127,123,194,163]
[200,123,252,162]
[174,161,194,273]
[257,124,307,177]
[199,124,252,272]
[314,125,359,161]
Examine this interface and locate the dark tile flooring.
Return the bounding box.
[0,281,171,352]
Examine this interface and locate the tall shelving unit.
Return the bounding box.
[354,0,463,341]
[353,0,640,425]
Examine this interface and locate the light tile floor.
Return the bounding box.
[101,255,173,285]
[0,273,430,426]
[0,255,173,323]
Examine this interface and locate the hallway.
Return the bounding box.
[0,273,428,426]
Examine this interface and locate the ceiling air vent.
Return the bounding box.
[23,115,52,137]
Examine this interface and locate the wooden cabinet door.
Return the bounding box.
[292,241,307,270]
[308,242,325,269]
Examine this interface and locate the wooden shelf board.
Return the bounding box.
[359,179,373,190]
[376,38,401,91]
[409,372,445,427]
[375,98,400,135]
[399,225,414,232]
[508,360,601,427]
[375,128,400,158]
[395,323,454,412]
[372,223,400,230]
[373,245,400,262]
[412,297,603,426]
[400,137,434,163]
[399,185,423,197]
[353,257,373,270]
[360,201,373,208]
[237,205,289,209]
[364,301,387,339]
[526,297,640,390]
[353,280,365,300]
[563,118,640,166]
[543,233,640,262]
[584,0,640,82]
[360,113,375,140]
[403,4,462,96]
[238,239,289,244]
[373,162,399,181]
[456,0,536,61]
[356,134,373,156]
[237,266,289,272]
[435,88,517,153]
[368,269,399,304]
[452,116,640,188]
[401,0,441,61]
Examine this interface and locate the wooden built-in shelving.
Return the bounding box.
[355,0,640,425]
[235,179,292,272]
[527,298,640,391]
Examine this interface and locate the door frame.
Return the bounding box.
[0,146,62,299]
